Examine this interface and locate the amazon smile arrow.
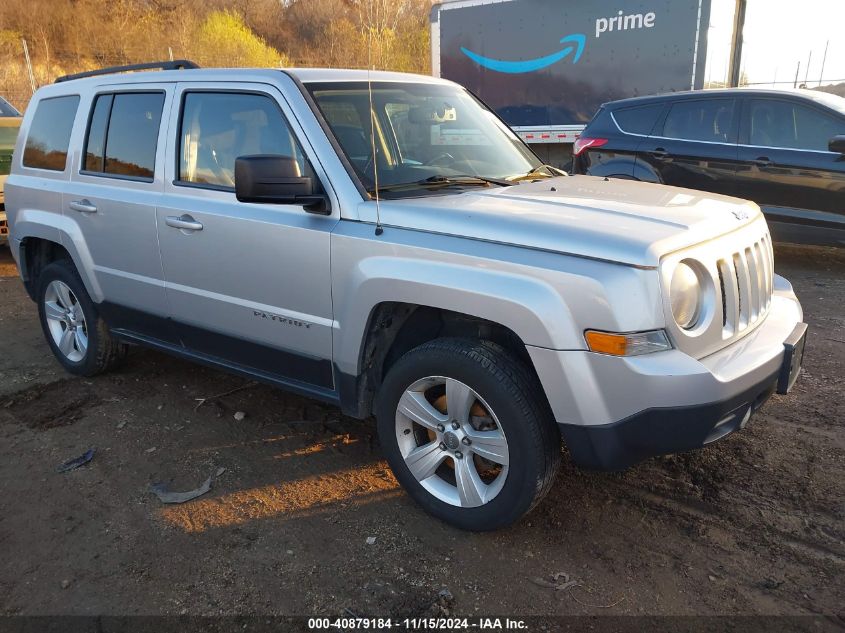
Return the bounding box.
[461,33,586,74]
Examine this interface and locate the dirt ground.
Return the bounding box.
[0,242,842,621]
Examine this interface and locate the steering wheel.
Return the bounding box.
[424,152,456,166]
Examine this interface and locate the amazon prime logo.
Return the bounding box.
[460,10,657,74]
[732,208,749,221]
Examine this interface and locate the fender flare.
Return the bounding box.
[333,256,582,378]
[13,208,103,302]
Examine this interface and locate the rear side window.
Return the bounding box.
[83,94,112,173]
[23,95,80,171]
[662,99,735,143]
[612,104,664,135]
[83,92,165,181]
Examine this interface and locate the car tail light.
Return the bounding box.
[573,136,608,156]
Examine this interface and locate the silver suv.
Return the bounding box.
[5,63,807,531]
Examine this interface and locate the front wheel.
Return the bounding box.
[376,338,561,531]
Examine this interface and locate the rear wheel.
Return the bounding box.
[37,260,127,376]
[376,338,560,531]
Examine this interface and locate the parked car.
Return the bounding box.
[572,88,845,247]
[0,96,23,246]
[5,63,806,531]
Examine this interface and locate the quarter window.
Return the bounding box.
[23,95,80,171]
[177,92,308,189]
[83,92,165,180]
[748,99,842,151]
[662,99,735,143]
[613,104,664,135]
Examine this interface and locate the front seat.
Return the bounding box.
[713,107,732,142]
[750,105,775,147]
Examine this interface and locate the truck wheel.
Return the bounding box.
[376,338,560,531]
[36,260,127,376]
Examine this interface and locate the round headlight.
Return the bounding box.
[670,262,702,329]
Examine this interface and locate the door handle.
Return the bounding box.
[752,157,773,167]
[165,215,203,231]
[69,199,97,214]
[649,148,669,159]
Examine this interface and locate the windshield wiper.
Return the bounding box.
[447,174,515,186]
[507,164,567,182]
[369,174,513,195]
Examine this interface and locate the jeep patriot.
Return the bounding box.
[5,62,807,530]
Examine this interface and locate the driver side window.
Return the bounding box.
[748,99,841,151]
[178,91,309,189]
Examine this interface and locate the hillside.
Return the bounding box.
[813,82,845,98]
[0,0,433,111]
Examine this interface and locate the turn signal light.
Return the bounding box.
[585,330,671,356]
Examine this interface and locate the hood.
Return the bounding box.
[356,175,762,268]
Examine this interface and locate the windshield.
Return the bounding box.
[305,81,543,196]
[0,98,21,117]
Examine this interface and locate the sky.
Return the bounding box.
[704,0,845,87]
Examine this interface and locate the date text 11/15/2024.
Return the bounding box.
[307,617,528,630]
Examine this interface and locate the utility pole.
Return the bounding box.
[818,40,829,86]
[21,38,36,95]
[803,51,811,86]
[727,0,747,87]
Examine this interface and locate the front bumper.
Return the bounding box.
[528,276,804,471]
[558,362,781,470]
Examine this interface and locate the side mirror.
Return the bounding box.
[235,155,330,214]
[829,135,845,154]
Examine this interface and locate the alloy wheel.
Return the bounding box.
[395,376,509,508]
[44,280,88,362]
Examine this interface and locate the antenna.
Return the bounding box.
[367,26,384,236]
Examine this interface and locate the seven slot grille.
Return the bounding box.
[716,234,774,337]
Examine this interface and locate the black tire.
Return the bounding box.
[36,260,127,376]
[375,338,561,531]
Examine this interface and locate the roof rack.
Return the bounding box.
[55,60,200,83]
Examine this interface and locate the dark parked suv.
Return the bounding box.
[572,89,845,247]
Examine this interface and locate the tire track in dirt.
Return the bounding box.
[0,378,99,429]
